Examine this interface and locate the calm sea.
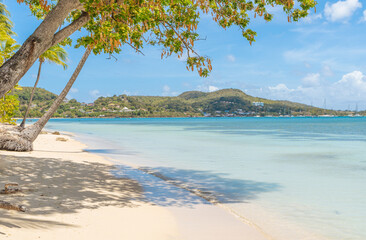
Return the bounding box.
[43,117,366,240]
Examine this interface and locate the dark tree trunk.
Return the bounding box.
[0,0,88,98]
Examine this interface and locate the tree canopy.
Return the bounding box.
[17,0,316,77]
[0,0,316,99]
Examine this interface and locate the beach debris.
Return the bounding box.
[52,131,61,135]
[0,183,21,194]
[56,137,68,142]
[40,131,48,134]
[0,200,26,212]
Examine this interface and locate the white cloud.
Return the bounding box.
[302,13,323,23]
[70,88,79,93]
[162,85,171,96]
[324,0,362,22]
[283,45,366,73]
[208,85,219,92]
[89,89,101,99]
[269,83,292,92]
[333,71,366,97]
[267,84,296,100]
[163,85,170,92]
[162,85,178,96]
[283,47,317,62]
[302,73,321,87]
[290,26,334,36]
[196,84,220,92]
[322,65,334,77]
[246,71,366,110]
[360,9,366,22]
[66,88,79,99]
[226,54,236,62]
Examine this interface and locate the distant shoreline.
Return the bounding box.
[14,87,361,119]
[15,115,366,121]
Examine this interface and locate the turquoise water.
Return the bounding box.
[44,117,366,240]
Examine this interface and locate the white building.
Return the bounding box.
[252,102,264,107]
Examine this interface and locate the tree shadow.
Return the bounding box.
[0,153,280,230]
[0,215,74,230]
[0,155,143,229]
[86,149,138,155]
[112,165,280,207]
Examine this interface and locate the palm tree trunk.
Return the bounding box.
[20,60,43,129]
[21,47,92,143]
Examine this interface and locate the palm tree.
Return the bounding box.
[0,47,90,152]
[20,44,68,128]
[0,0,18,65]
[0,0,20,124]
[0,1,13,39]
[21,47,91,146]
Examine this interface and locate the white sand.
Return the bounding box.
[0,132,269,240]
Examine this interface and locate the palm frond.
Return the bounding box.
[0,2,15,36]
[40,44,68,69]
[0,1,18,66]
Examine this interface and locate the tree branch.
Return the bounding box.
[52,11,90,46]
[126,42,145,56]
[0,0,85,98]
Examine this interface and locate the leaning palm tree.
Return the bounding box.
[20,44,68,128]
[0,47,90,152]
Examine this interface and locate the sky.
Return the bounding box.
[5,0,366,110]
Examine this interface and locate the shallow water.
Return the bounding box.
[44,117,366,240]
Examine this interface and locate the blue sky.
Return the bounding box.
[5,0,366,110]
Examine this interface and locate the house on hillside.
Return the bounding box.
[120,107,134,112]
[252,102,264,107]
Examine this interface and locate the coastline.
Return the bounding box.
[15,115,366,121]
[0,131,269,240]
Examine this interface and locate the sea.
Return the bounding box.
[41,117,366,240]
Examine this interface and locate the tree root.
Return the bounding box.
[0,124,33,152]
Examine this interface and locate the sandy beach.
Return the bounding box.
[0,131,268,240]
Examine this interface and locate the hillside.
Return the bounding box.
[11,87,349,118]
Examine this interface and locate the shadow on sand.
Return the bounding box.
[0,155,142,230]
[0,153,280,230]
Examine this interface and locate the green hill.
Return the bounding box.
[12,87,350,118]
[178,91,208,100]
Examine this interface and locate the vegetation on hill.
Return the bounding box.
[12,87,356,118]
